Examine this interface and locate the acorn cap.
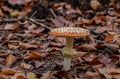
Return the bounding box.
[49,27,90,37]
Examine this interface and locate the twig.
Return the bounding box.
[0,18,17,22]
[28,18,51,30]
[49,8,57,18]
[0,17,51,30]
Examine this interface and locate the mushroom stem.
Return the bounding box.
[66,37,74,52]
[63,56,72,71]
[62,37,74,71]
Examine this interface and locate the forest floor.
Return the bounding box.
[0,0,120,79]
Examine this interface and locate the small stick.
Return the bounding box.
[0,17,51,30]
[49,8,57,18]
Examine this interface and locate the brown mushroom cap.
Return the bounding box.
[49,27,90,37]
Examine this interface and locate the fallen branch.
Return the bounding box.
[28,18,51,30]
[0,17,51,30]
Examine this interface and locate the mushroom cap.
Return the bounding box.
[49,27,90,37]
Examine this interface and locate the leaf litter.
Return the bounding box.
[0,0,120,79]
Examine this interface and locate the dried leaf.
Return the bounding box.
[6,54,16,67]
[98,56,112,67]
[4,24,15,30]
[84,71,99,78]
[98,67,120,79]
[52,16,71,27]
[41,71,51,79]
[104,32,116,42]
[8,44,19,49]
[79,44,97,52]
[0,68,16,75]
[8,0,25,5]
[98,67,112,79]
[10,9,19,16]
[0,52,10,57]
[11,73,26,79]
[28,24,37,30]
[27,72,37,79]
[90,0,101,10]
[0,75,10,79]
[19,42,38,49]
[34,60,45,69]
[108,68,120,75]
[56,71,72,79]
[26,51,41,60]
[82,18,93,25]
[1,6,13,12]
[20,62,31,69]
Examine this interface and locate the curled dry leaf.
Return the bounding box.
[0,68,16,75]
[90,0,101,10]
[11,73,26,79]
[6,54,16,67]
[26,51,41,60]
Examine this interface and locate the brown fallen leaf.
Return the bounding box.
[114,35,120,46]
[52,16,71,27]
[19,42,38,49]
[98,67,120,79]
[34,60,45,69]
[104,32,116,42]
[8,44,19,49]
[26,51,41,60]
[1,5,13,12]
[56,71,72,79]
[8,0,25,5]
[0,75,10,79]
[41,71,51,79]
[20,62,31,69]
[0,8,6,17]
[82,18,93,25]
[6,54,16,67]
[108,68,120,75]
[27,72,37,79]
[4,24,15,30]
[90,0,101,10]
[11,73,26,79]
[84,71,99,78]
[79,44,97,52]
[0,68,16,75]
[0,52,10,57]
[98,67,112,79]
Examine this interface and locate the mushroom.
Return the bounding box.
[49,27,90,71]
